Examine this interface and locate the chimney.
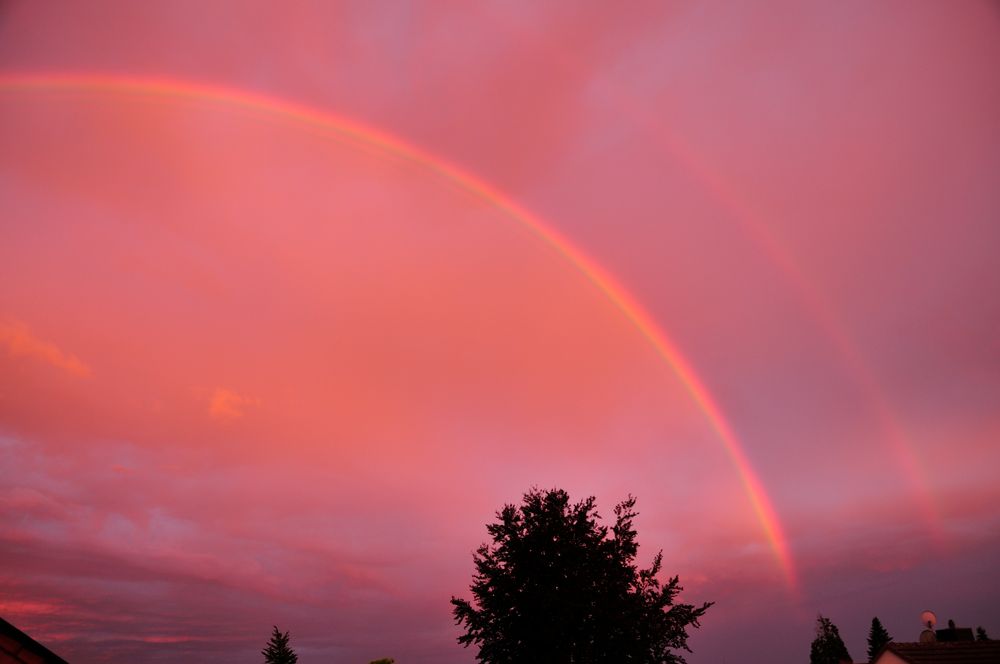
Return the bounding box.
[936,619,975,642]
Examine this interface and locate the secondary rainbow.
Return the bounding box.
[623,107,942,540]
[0,71,798,589]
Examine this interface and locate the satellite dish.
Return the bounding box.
[921,610,937,629]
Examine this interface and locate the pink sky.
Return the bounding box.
[1,2,999,662]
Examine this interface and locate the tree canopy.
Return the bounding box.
[867,616,893,660]
[262,626,298,664]
[810,615,852,664]
[451,487,712,663]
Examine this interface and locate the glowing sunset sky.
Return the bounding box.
[1,2,999,662]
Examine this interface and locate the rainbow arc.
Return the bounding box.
[0,71,799,590]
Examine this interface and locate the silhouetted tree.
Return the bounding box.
[867,616,892,660]
[976,626,990,641]
[369,659,395,664]
[810,615,852,664]
[262,626,298,664]
[451,487,712,663]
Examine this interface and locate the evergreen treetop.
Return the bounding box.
[810,615,852,664]
[262,625,298,664]
[867,616,892,660]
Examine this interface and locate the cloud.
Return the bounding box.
[0,599,62,617]
[208,388,259,420]
[0,320,89,377]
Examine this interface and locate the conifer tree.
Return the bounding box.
[867,616,892,660]
[976,626,990,641]
[262,626,298,664]
[810,615,852,664]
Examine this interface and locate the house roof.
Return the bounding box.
[0,615,70,664]
[879,640,1000,664]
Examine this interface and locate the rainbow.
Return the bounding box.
[607,100,942,538]
[472,33,941,540]
[0,71,799,589]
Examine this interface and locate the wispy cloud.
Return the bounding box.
[0,599,62,616]
[208,388,259,420]
[0,320,90,377]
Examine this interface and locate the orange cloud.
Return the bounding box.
[0,320,90,377]
[208,388,259,420]
[133,636,204,644]
[0,600,62,616]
